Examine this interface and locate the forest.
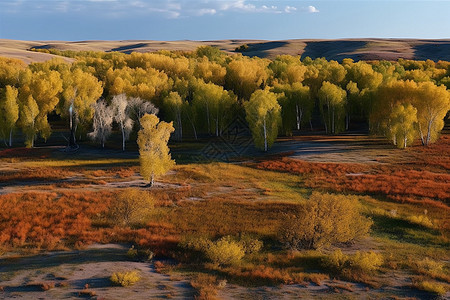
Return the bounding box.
[0,46,449,151]
[0,46,449,299]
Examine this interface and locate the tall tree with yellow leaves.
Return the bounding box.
[244,88,281,152]
[137,114,175,187]
[0,86,19,146]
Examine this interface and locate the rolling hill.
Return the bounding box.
[1,38,450,63]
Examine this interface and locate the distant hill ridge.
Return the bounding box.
[1,38,450,63]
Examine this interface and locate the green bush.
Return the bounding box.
[349,251,383,273]
[322,250,383,276]
[108,188,154,226]
[322,249,348,273]
[278,192,372,250]
[239,234,263,254]
[110,270,141,287]
[205,239,245,266]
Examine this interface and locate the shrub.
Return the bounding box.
[110,270,141,287]
[322,250,383,280]
[205,239,245,266]
[414,258,445,278]
[408,215,434,228]
[349,251,383,273]
[127,245,154,261]
[235,44,249,52]
[238,234,263,254]
[278,192,372,250]
[190,273,226,300]
[322,249,348,273]
[108,189,154,226]
[413,280,447,296]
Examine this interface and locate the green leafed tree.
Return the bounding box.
[0,86,19,146]
[137,114,175,187]
[244,88,281,152]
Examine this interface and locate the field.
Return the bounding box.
[0,132,449,299]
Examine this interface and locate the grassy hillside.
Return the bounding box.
[2,38,450,63]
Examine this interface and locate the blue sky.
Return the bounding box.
[0,0,449,41]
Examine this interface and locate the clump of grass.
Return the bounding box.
[110,270,141,287]
[413,280,447,296]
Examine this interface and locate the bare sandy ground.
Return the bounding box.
[1,38,450,63]
[0,244,194,300]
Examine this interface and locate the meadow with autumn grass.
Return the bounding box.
[0,46,449,299]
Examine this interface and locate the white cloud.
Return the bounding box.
[0,0,301,18]
[284,6,297,13]
[307,5,319,13]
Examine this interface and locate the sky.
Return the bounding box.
[0,0,449,41]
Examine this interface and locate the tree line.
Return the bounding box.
[0,47,449,150]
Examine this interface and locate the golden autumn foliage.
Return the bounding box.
[278,192,372,250]
[137,114,175,186]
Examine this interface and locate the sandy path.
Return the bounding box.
[0,244,194,300]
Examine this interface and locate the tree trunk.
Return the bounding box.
[206,104,210,135]
[296,104,300,130]
[346,113,349,131]
[263,116,268,152]
[309,119,313,131]
[178,111,183,141]
[121,122,125,151]
[215,111,219,137]
[426,119,434,146]
[332,106,335,134]
[9,128,13,147]
[418,123,425,146]
[68,107,77,147]
[187,113,197,140]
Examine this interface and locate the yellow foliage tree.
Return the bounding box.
[279,193,372,250]
[0,86,19,146]
[388,104,418,149]
[244,88,281,151]
[137,114,175,187]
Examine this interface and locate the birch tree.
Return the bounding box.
[318,81,347,134]
[164,92,184,141]
[88,100,113,148]
[388,104,418,149]
[127,97,159,128]
[111,94,134,151]
[137,114,175,187]
[59,68,103,146]
[244,89,281,152]
[415,82,450,145]
[19,95,39,148]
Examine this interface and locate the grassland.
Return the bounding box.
[0,132,448,299]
